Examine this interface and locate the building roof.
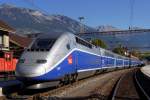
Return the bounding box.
[9,33,32,48]
[0,19,31,48]
[0,20,15,33]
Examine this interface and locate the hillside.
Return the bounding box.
[0,4,95,34]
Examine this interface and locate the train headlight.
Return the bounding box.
[36,59,47,64]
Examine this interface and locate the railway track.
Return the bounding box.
[2,69,131,100]
[135,69,150,100]
[3,68,150,100]
[3,73,107,100]
[109,69,141,100]
[9,73,113,100]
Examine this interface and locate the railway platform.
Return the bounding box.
[135,65,150,99]
[141,65,150,78]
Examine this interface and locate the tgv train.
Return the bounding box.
[15,33,143,89]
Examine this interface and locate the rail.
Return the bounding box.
[134,70,150,100]
[110,74,125,100]
[109,69,142,100]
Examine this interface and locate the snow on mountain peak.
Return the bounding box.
[30,11,43,17]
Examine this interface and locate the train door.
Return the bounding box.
[75,51,78,73]
[68,39,77,74]
[4,52,13,72]
[72,40,78,74]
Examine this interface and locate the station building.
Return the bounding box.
[0,20,14,51]
[0,20,32,58]
[0,20,32,73]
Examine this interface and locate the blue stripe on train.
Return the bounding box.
[27,50,103,81]
[116,59,123,66]
[21,49,127,81]
[101,57,115,67]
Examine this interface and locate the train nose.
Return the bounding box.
[16,65,45,77]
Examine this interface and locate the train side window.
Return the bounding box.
[75,37,92,49]
[66,44,70,50]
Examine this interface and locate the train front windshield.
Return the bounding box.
[31,39,56,50]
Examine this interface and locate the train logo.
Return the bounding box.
[68,55,73,64]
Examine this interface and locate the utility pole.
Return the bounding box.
[78,17,85,33]
[129,0,135,30]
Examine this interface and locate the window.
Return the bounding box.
[104,51,114,57]
[31,39,56,50]
[66,44,70,50]
[4,53,12,61]
[0,52,4,58]
[76,37,92,49]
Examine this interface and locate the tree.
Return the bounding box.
[130,50,141,58]
[112,45,126,56]
[91,39,107,48]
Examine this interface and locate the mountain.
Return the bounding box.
[96,25,120,32]
[0,4,96,34]
[0,4,149,52]
[129,26,143,30]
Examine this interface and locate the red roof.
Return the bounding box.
[0,20,15,33]
[9,33,32,48]
[0,20,31,48]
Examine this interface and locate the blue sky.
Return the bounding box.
[0,0,150,29]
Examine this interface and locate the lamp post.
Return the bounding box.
[78,17,85,33]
